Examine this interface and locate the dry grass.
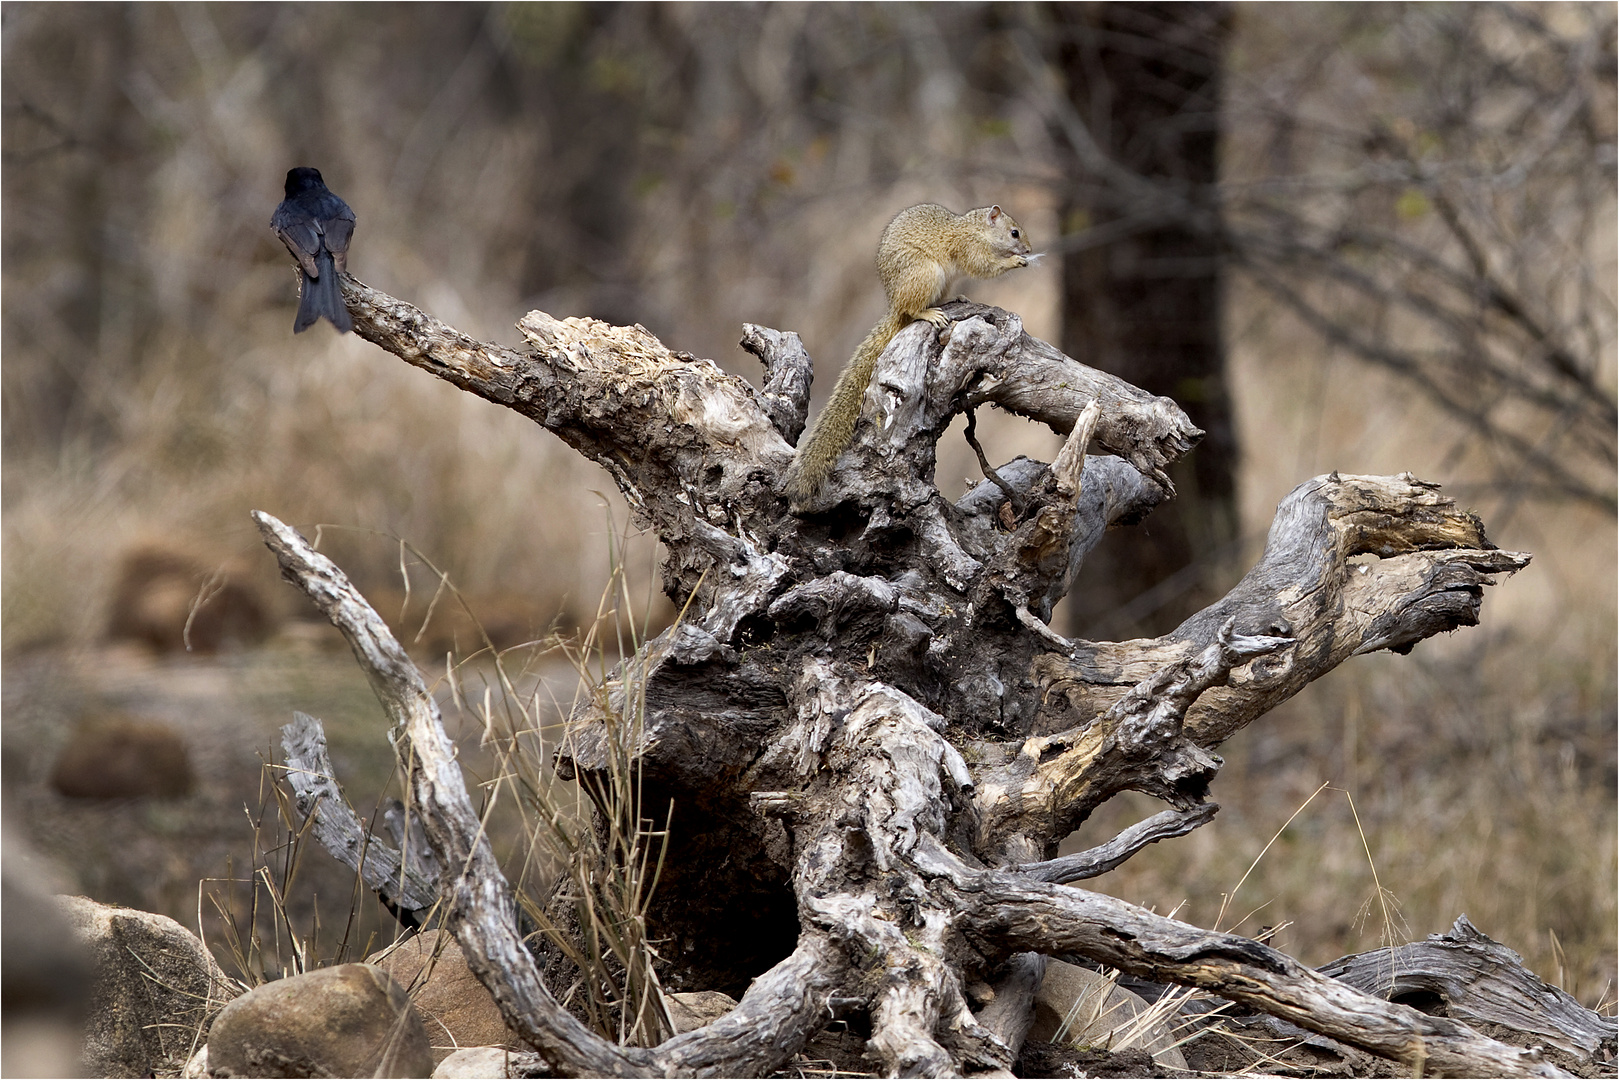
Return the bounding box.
[183,539,682,1050]
[435,534,681,1047]
[199,760,394,989]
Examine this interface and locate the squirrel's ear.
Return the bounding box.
[988,205,1003,222]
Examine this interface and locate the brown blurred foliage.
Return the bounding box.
[1221,3,1617,512]
[1038,2,1618,635]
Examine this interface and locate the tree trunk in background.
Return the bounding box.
[1052,2,1236,639]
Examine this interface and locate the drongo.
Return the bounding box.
[271,166,356,334]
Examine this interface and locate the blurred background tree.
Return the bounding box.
[3,1,1613,1007]
[1044,2,1236,638]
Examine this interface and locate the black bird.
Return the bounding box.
[271,166,356,333]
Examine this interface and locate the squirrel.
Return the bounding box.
[782,203,1034,504]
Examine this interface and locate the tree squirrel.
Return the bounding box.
[782,203,1034,503]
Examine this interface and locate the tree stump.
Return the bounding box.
[251,273,1615,1078]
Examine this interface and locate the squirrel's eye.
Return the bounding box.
[1011,229,1020,238]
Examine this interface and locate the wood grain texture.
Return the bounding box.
[279,712,438,921]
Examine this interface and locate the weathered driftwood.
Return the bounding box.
[279,712,438,923]
[1319,916,1616,1067]
[247,269,1592,1078]
[1142,918,1616,1077]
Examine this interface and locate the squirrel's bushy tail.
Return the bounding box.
[782,311,906,503]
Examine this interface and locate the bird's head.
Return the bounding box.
[284,167,326,197]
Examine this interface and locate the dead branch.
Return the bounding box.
[1014,804,1219,885]
[256,511,853,1079]
[1319,916,1617,1066]
[961,869,1569,1078]
[279,711,437,923]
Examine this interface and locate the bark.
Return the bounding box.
[1319,916,1617,1067]
[247,270,1591,1078]
[279,712,438,925]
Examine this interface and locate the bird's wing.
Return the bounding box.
[271,208,325,279]
[321,208,355,274]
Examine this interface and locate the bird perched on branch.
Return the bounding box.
[271,166,356,334]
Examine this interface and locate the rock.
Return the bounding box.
[206,963,433,1078]
[50,714,195,799]
[367,930,514,1061]
[666,990,738,1034]
[182,1045,210,1077]
[58,895,236,1078]
[1029,958,1188,1071]
[430,1047,553,1078]
[106,546,271,654]
[432,1046,514,1078]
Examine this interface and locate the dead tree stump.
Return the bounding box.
[251,273,1615,1078]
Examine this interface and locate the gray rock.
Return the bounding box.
[367,930,515,1062]
[1029,958,1188,1070]
[57,895,235,1078]
[182,1044,210,1077]
[207,963,433,1078]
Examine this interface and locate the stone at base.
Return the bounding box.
[58,895,234,1077]
[206,963,433,1078]
[367,929,517,1062]
[666,990,739,1034]
[182,1044,209,1078]
[432,1046,514,1078]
